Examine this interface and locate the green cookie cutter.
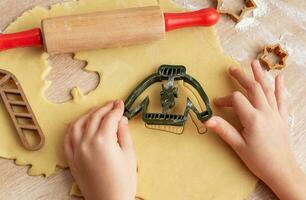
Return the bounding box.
[124,65,213,128]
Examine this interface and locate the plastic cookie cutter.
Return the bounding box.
[259,44,289,70]
[124,65,213,134]
[0,69,45,151]
[216,0,257,23]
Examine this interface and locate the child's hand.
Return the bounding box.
[205,60,306,200]
[64,100,137,200]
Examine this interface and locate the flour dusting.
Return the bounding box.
[231,49,249,62]
[288,114,295,129]
[253,0,269,18]
[172,0,198,10]
[270,0,306,31]
[171,0,210,10]
[255,25,278,44]
[279,32,306,68]
[235,17,259,31]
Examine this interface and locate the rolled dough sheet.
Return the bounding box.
[0,0,257,199]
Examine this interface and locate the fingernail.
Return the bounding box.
[255,59,261,66]
[280,74,284,82]
[213,98,219,104]
[205,117,217,128]
[122,116,129,125]
[281,75,286,88]
[213,98,222,107]
[229,67,237,74]
[115,100,121,106]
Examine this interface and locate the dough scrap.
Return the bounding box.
[0,0,257,199]
[45,53,100,103]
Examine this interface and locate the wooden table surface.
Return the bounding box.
[0,0,305,199]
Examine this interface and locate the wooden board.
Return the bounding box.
[0,0,305,199]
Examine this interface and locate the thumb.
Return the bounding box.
[117,116,134,151]
[205,116,245,152]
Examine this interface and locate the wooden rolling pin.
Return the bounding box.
[0,6,219,54]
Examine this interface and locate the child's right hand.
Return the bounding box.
[64,100,137,200]
[205,60,306,200]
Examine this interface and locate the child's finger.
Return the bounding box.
[275,74,289,121]
[229,67,269,110]
[97,100,125,140]
[204,116,245,153]
[64,133,74,165]
[117,116,134,151]
[214,91,256,123]
[70,108,97,146]
[83,101,115,142]
[251,60,278,110]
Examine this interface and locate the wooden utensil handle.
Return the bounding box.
[42,6,165,55]
[0,6,220,54]
[0,69,45,151]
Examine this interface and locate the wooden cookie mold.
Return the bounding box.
[0,69,45,151]
[259,44,288,70]
[216,0,257,22]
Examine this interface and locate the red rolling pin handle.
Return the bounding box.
[164,8,220,32]
[0,28,42,51]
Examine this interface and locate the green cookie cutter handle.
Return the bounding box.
[124,65,213,126]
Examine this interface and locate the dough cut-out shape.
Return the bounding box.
[0,69,44,151]
[45,53,100,103]
[216,0,257,22]
[259,44,288,70]
[0,0,257,199]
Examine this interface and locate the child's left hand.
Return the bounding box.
[64,100,137,200]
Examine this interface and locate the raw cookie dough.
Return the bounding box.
[0,0,257,199]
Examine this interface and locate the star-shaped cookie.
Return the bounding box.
[260,44,288,70]
[216,0,257,22]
